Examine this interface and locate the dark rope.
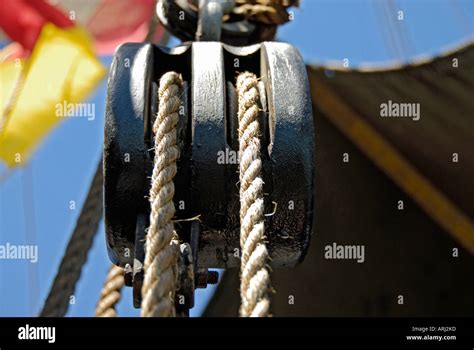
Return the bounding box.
[40,159,103,317]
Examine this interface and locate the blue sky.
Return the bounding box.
[0,0,472,317]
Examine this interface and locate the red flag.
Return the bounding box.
[86,0,164,54]
[0,0,73,54]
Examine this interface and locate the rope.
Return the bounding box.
[95,265,125,317]
[0,66,25,136]
[140,72,182,317]
[40,159,103,317]
[233,0,299,25]
[237,72,270,317]
[92,24,171,318]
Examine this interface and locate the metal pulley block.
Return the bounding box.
[104,40,314,269]
[104,9,314,310]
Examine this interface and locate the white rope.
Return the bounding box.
[141,72,183,317]
[237,72,271,317]
[95,264,124,317]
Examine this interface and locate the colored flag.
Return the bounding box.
[0,23,105,167]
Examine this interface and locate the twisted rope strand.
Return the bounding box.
[237,72,270,317]
[95,264,125,317]
[141,72,183,317]
[233,0,299,25]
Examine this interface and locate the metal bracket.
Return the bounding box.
[195,0,234,41]
[175,243,195,317]
[156,0,277,45]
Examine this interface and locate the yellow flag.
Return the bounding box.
[0,23,106,167]
[0,59,23,120]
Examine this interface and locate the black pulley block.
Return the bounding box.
[104,41,314,271]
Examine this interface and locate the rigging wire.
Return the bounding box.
[388,0,414,58]
[373,1,399,61]
[39,159,104,317]
[381,1,404,61]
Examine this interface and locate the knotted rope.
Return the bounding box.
[237,72,270,317]
[95,265,125,317]
[141,72,183,317]
[233,0,299,25]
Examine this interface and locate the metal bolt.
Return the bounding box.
[207,270,219,284]
[124,263,133,287]
[195,269,220,288]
